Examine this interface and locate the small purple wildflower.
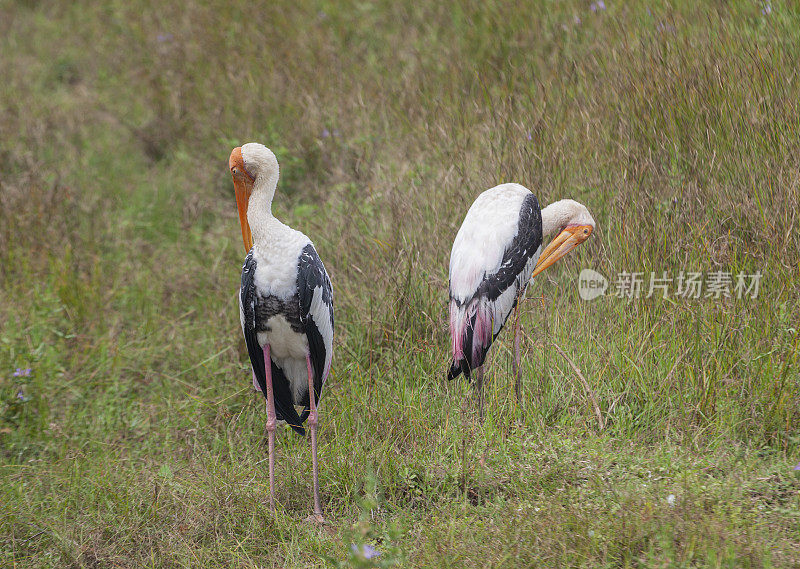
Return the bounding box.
[321,128,330,138]
[762,2,772,15]
[157,33,174,43]
[12,368,31,377]
[351,544,381,559]
[590,0,606,12]
[656,22,676,33]
[793,462,800,471]
[526,132,532,141]
[574,15,582,25]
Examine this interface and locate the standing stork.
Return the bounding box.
[230,143,334,520]
[447,183,595,418]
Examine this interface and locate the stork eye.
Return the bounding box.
[583,229,589,235]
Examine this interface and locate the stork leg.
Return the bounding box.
[475,366,485,422]
[512,303,523,410]
[262,344,277,512]
[306,355,324,521]
[254,371,272,446]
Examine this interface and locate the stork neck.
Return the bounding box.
[246,177,278,245]
[540,200,575,237]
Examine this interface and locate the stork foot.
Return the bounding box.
[304,513,325,525]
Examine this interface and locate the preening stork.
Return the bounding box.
[230,143,334,520]
[448,183,595,417]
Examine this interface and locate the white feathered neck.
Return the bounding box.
[242,143,285,246]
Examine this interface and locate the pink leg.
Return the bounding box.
[263,344,277,511]
[512,305,523,408]
[475,366,485,422]
[306,355,323,519]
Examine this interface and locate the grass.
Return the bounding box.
[1,0,799,566]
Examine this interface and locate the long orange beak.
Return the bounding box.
[530,224,593,279]
[229,147,255,252]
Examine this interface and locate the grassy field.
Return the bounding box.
[2,0,800,566]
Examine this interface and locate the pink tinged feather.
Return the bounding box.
[471,302,493,364]
[451,298,495,368]
[449,300,465,361]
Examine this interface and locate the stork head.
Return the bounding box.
[531,199,595,279]
[229,143,280,252]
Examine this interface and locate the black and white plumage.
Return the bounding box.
[447,183,595,417]
[240,243,333,436]
[230,143,333,519]
[448,186,543,381]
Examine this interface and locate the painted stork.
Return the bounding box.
[447,183,595,418]
[230,143,334,520]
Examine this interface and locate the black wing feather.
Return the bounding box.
[296,243,334,421]
[475,193,543,303]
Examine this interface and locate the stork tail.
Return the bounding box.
[447,298,493,381]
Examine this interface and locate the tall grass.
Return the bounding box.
[1,0,799,566]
